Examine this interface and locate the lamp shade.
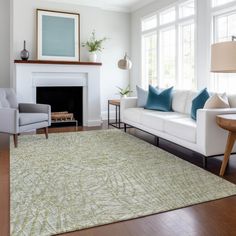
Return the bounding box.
[211,41,236,73]
[118,53,132,70]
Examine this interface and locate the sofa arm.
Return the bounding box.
[19,103,51,114]
[197,108,236,156]
[0,108,19,134]
[120,97,138,121]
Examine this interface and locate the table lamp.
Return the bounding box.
[211,36,236,177]
[211,36,236,73]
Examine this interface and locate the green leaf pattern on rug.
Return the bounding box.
[10,130,236,236]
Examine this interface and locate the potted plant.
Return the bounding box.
[117,85,132,98]
[82,31,107,62]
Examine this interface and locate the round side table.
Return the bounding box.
[216,114,236,176]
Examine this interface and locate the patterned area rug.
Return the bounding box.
[11,130,236,236]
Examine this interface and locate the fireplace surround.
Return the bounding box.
[14,60,102,127]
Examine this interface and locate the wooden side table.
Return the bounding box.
[216,114,236,176]
[108,99,122,129]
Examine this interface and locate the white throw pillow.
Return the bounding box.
[204,93,230,109]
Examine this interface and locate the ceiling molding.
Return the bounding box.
[44,0,157,13]
[130,0,157,12]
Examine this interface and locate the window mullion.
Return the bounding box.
[176,6,180,89]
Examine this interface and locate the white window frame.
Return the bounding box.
[141,0,197,90]
[142,31,158,88]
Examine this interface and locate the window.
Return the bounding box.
[141,15,158,87]
[179,22,195,89]
[211,2,236,93]
[142,16,157,32]
[179,0,195,18]
[141,0,196,90]
[160,7,176,25]
[212,0,236,7]
[160,28,176,87]
[142,33,157,86]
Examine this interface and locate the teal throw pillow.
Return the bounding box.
[145,86,173,112]
[191,88,210,120]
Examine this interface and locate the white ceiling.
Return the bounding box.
[47,0,156,12]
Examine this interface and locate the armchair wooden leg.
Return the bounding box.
[44,127,49,139]
[13,134,18,148]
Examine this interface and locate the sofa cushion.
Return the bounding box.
[136,86,148,108]
[172,90,189,113]
[191,88,210,120]
[123,108,144,124]
[145,86,173,111]
[228,94,236,108]
[184,91,197,115]
[164,117,197,143]
[19,113,49,126]
[141,110,186,132]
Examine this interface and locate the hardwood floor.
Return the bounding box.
[0,133,10,236]
[1,123,236,236]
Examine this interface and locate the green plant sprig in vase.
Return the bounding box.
[82,31,107,62]
[117,86,133,98]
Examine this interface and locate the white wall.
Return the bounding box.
[130,0,212,93]
[12,0,130,118]
[0,0,10,87]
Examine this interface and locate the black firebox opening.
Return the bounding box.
[37,87,83,127]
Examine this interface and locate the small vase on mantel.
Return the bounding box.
[20,40,29,61]
[89,52,97,62]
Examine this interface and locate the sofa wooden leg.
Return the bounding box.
[13,134,18,148]
[155,136,160,147]
[203,156,207,169]
[44,127,49,139]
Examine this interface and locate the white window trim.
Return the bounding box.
[212,0,236,10]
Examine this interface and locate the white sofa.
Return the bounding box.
[121,90,236,167]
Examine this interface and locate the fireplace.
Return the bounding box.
[14,61,102,127]
[37,87,83,127]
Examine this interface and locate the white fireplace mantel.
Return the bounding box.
[14,60,102,127]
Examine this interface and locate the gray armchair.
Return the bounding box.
[0,88,51,147]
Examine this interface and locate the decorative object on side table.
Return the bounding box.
[117,85,132,98]
[20,40,29,61]
[211,35,236,176]
[37,9,80,61]
[82,31,107,62]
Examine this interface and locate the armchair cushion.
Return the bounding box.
[19,113,49,126]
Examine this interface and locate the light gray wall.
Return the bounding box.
[12,0,131,116]
[0,0,10,87]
